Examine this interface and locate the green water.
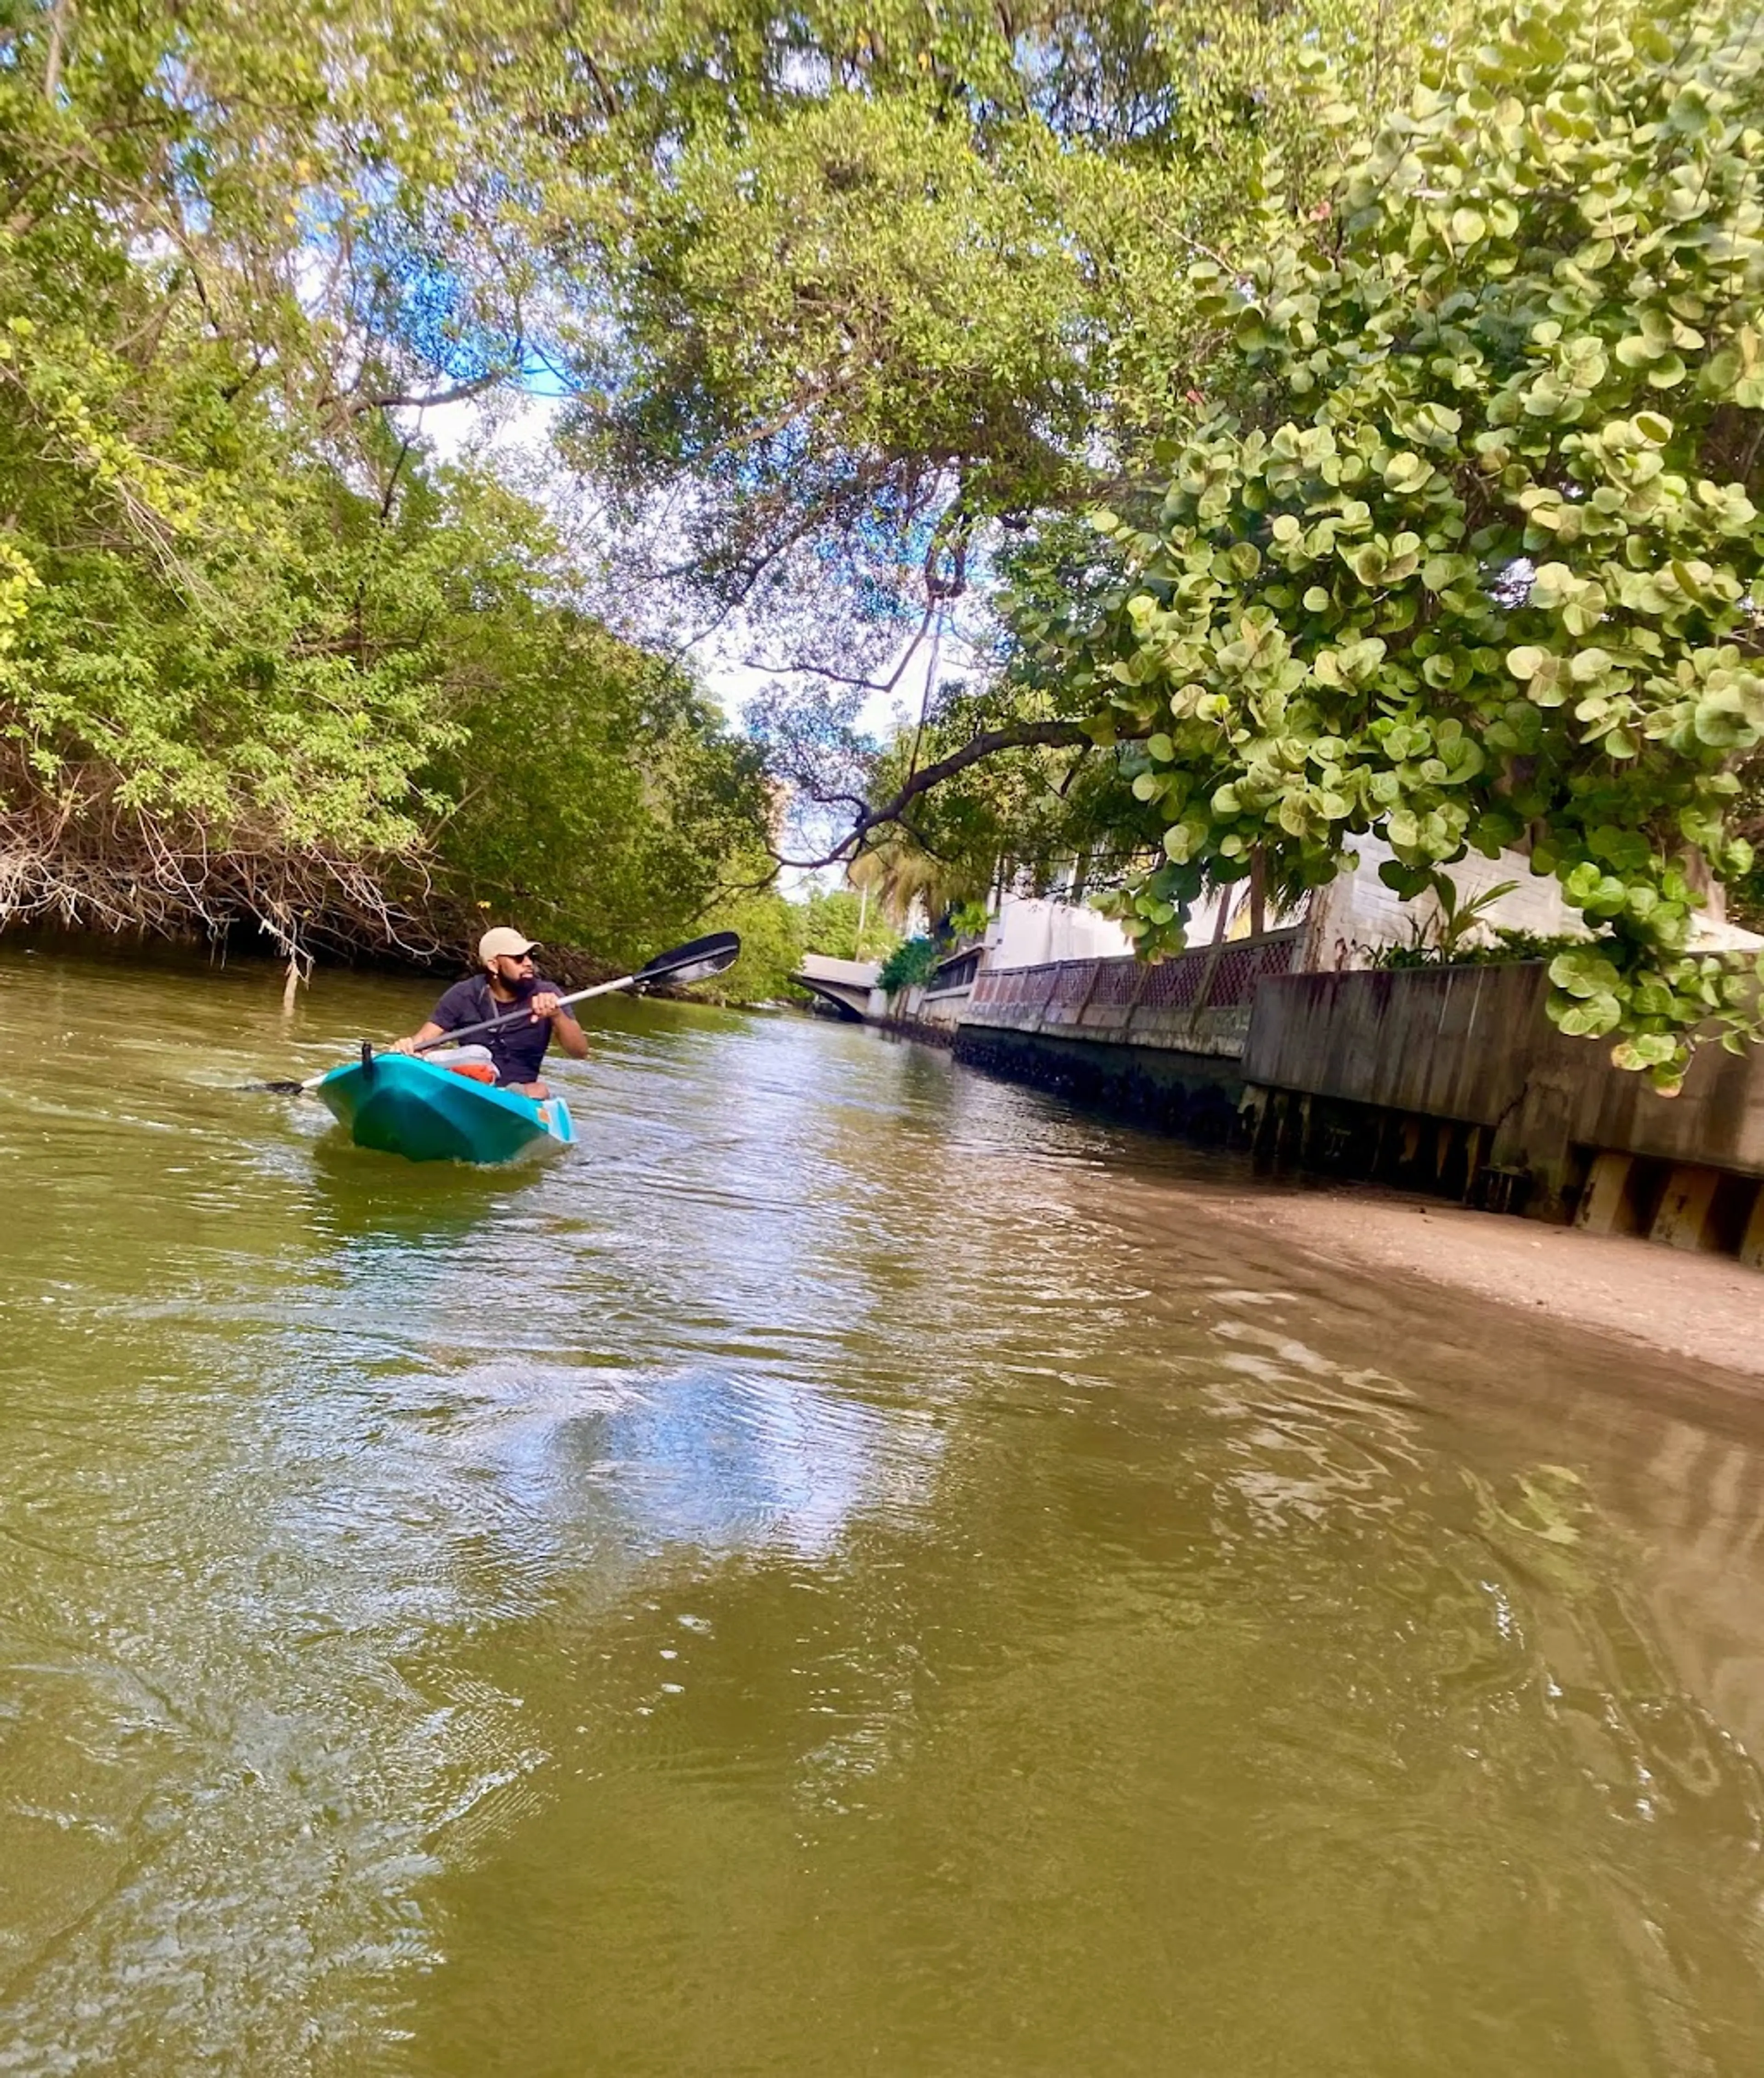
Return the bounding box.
[3,943,1764,2076]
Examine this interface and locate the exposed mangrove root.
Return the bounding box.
[0,788,455,970]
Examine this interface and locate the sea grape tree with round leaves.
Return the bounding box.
[1046,0,1764,1087]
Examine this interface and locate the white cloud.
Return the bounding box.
[394,386,565,468]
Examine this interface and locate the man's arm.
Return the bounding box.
[551,1008,589,1060]
[390,1020,447,1056]
[529,992,589,1059]
[390,980,478,1055]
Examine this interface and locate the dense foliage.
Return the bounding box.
[792,888,898,965]
[535,0,1433,668]
[426,604,767,971]
[989,0,1764,1084]
[877,936,941,995]
[691,881,901,1004]
[0,0,768,965]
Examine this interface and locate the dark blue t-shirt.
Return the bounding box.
[429,974,565,1086]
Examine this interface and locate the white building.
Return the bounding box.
[978,839,1761,979]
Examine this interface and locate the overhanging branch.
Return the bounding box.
[779,718,1142,870]
[355,369,510,415]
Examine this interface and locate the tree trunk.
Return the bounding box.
[1680,847,1728,926]
[42,0,73,98]
[1185,880,1238,1034]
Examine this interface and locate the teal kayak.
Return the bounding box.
[313,1052,576,1164]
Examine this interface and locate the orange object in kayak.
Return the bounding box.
[444,1060,498,1084]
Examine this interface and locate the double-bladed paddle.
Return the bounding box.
[249,930,741,1095]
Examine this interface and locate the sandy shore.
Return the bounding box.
[1157,1178,1764,1381]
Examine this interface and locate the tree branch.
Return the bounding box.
[377,433,415,525]
[778,718,1143,869]
[42,0,73,100]
[741,603,936,697]
[355,368,509,415]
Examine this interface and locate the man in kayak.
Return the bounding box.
[391,927,588,1097]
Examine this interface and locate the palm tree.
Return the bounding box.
[846,831,980,935]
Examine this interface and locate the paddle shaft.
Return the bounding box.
[410,931,737,1054]
[249,929,741,1095]
[272,972,635,1093]
[413,971,638,1054]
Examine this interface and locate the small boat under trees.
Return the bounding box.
[253,932,738,1163]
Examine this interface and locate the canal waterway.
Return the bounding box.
[3,942,1764,2076]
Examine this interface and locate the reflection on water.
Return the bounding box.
[3,944,1764,2075]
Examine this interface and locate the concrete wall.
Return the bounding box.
[1242,962,1764,1238]
[1241,965,1540,1128]
[985,893,1134,971]
[1305,834,1762,966]
[881,980,970,1033]
[1304,837,1584,970]
[953,1025,1245,1140]
[950,928,1295,1144]
[963,929,1304,1061]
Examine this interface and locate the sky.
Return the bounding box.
[401,388,940,744]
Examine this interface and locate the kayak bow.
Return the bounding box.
[313,1051,576,1164]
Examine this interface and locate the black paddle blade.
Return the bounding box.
[244,1077,310,1095]
[635,930,741,986]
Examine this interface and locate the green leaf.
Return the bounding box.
[1557,997,1623,1037]
[1549,949,1624,997]
[1612,1032,1679,1069]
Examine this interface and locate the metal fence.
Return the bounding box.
[965,930,1303,1021]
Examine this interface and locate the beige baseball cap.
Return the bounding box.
[478,926,539,967]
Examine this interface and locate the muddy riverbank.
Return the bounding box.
[1136,1174,1764,1383]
